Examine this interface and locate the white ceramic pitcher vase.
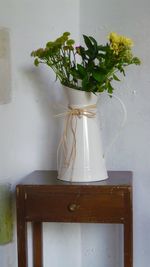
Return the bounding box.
[57,86,126,183]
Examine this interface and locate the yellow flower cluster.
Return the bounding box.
[108,32,134,55]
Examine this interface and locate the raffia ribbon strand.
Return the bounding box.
[56,104,96,178]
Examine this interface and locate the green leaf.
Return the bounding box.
[97,53,106,60]
[89,36,98,48]
[113,74,120,81]
[77,64,86,77]
[66,39,75,46]
[118,66,126,76]
[31,51,35,57]
[98,45,108,52]
[122,69,126,76]
[70,68,81,79]
[93,71,105,82]
[83,37,98,60]
[63,32,70,37]
[46,42,53,48]
[77,46,87,61]
[83,35,93,50]
[132,57,141,65]
[97,85,105,92]
[82,75,89,89]
[107,82,114,94]
[34,58,39,66]
[86,49,98,60]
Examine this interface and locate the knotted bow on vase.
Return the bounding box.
[56,104,96,179]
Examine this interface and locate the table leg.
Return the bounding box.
[16,187,28,267]
[124,188,133,267]
[124,221,133,267]
[32,222,43,267]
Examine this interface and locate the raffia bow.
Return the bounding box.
[56,104,96,178]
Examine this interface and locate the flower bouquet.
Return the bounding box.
[31,32,140,182]
[31,31,140,94]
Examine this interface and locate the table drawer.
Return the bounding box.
[24,188,125,222]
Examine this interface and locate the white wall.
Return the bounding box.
[80,1,150,267]
[0,0,80,181]
[0,1,80,267]
[0,0,149,266]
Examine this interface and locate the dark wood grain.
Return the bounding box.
[20,170,132,186]
[32,222,43,267]
[16,170,133,267]
[24,188,125,223]
[124,189,133,267]
[16,186,28,267]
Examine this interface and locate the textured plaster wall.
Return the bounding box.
[0,1,80,266]
[80,0,150,267]
[0,0,149,266]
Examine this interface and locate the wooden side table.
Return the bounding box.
[16,171,133,267]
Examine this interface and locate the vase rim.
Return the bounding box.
[63,85,101,95]
[63,85,99,107]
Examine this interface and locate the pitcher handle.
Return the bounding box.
[101,93,127,158]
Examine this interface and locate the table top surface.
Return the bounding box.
[17,170,132,187]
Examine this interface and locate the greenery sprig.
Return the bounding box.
[31,32,140,94]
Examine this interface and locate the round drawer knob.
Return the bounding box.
[68,203,78,212]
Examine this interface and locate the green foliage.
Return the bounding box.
[31,32,141,94]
